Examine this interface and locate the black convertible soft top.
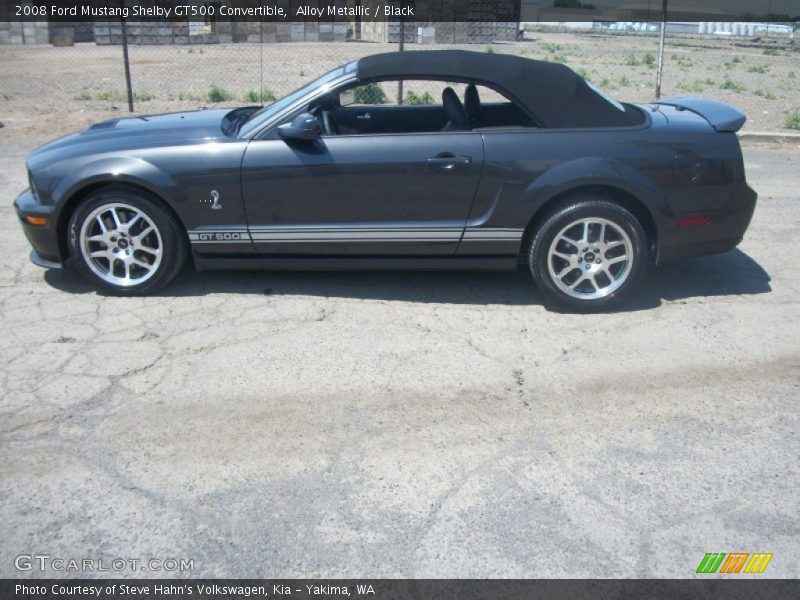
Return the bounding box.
[357,50,643,129]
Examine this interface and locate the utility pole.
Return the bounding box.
[655,0,667,99]
[121,19,134,112]
[397,2,405,104]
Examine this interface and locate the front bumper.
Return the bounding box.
[29,250,62,269]
[14,188,62,265]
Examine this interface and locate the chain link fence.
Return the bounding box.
[1,21,798,132]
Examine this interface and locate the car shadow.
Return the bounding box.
[43,249,771,312]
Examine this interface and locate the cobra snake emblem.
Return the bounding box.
[209,190,222,210]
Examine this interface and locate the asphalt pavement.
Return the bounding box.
[0,140,798,578]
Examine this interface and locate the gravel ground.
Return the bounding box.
[1,31,798,132]
[0,133,798,578]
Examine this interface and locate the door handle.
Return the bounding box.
[356,112,371,120]
[426,154,472,167]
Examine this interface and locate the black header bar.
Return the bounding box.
[2,579,800,600]
[2,1,798,23]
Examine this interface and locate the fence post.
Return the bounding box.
[655,0,667,99]
[121,19,134,112]
[397,3,405,105]
[260,18,264,107]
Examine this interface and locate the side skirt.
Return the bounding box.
[192,252,520,272]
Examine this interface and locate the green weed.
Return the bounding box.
[404,90,435,105]
[95,90,123,101]
[177,92,203,101]
[206,85,233,103]
[599,77,616,90]
[243,88,276,103]
[784,109,800,129]
[720,78,745,92]
[354,82,386,104]
[678,80,705,93]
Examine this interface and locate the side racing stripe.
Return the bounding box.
[188,227,525,244]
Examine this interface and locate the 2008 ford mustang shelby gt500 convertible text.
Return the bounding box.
[15,51,757,311]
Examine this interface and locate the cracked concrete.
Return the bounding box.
[0,138,798,578]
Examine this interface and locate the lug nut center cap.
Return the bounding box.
[584,252,595,262]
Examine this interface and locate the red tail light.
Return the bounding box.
[677,216,711,227]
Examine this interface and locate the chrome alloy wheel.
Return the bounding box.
[79,203,163,287]
[547,217,634,300]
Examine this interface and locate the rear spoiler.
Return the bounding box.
[655,97,747,133]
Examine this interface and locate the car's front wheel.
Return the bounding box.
[528,197,648,312]
[67,187,188,295]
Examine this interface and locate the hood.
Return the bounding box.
[28,108,241,168]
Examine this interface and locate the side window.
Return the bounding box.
[331,79,535,135]
[347,81,506,107]
[347,81,440,107]
[351,82,391,106]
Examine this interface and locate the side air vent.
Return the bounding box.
[88,119,119,130]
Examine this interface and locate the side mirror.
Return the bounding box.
[277,112,321,141]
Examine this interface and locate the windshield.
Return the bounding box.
[238,61,356,138]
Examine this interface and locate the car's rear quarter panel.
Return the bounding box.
[460,107,752,262]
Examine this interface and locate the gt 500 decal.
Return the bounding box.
[199,232,245,241]
[188,230,251,243]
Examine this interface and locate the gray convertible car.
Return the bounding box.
[15,50,757,311]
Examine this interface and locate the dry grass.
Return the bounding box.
[1,31,797,134]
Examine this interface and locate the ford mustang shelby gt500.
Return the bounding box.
[15,50,757,311]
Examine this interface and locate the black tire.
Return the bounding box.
[66,186,188,296]
[527,197,648,312]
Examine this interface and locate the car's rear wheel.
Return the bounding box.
[67,187,187,295]
[528,197,648,312]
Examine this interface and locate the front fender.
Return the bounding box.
[35,156,181,262]
[52,156,180,210]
